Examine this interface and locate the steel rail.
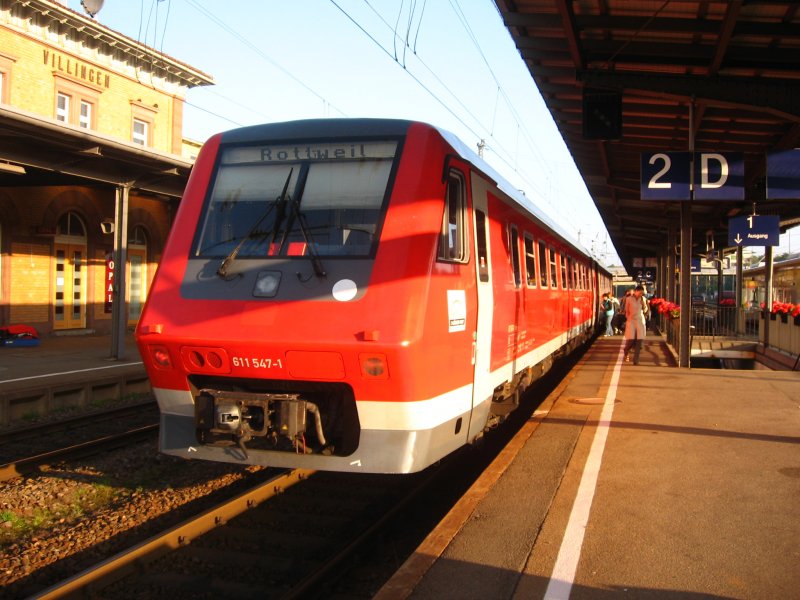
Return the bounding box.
[0,424,158,482]
[279,464,443,599]
[0,400,156,445]
[31,469,315,600]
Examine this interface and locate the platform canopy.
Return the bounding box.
[0,105,192,198]
[494,0,800,271]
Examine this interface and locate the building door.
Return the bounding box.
[127,249,146,325]
[127,226,148,326]
[53,212,87,330]
[53,243,86,330]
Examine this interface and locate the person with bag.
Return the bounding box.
[623,284,649,364]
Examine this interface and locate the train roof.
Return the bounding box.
[217,118,598,265]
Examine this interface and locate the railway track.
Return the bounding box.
[20,344,589,599]
[33,466,435,599]
[0,401,159,481]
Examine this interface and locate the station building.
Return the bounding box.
[0,0,213,336]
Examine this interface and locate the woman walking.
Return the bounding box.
[623,284,649,364]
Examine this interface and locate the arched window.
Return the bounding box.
[56,211,87,238]
[129,225,148,247]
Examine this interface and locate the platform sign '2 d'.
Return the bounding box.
[728,215,780,247]
[640,152,745,200]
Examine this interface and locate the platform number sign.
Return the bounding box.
[641,152,744,200]
[728,215,780,247]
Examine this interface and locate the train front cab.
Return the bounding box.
[137,120,597,474]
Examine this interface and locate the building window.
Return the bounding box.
[57,211,87,237]
[53,76,101,128]
[0,52,15,104]
[56,92,70,122]
[132,118,149,146]
[79,100,92,129]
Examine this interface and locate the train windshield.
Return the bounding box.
[195,140,398,259]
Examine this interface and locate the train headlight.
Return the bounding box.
[253,271,282,297]
[148,344,172,370]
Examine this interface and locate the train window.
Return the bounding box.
[508,224,521,288]
[571,258,578,290]
[475,209,489,282]
[523,233,536,288]
[194,140,398,259]
[560,253,568,289]
[437,170,468,263]
[538,240,548,287]
[549,246,558,288]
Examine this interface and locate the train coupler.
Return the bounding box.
[194,389,328,455]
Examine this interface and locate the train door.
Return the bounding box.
[467,172,494,440]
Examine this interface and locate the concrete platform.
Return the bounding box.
[0,333,146,427]
[377,336,800,600]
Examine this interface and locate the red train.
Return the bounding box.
[135,119,611,473]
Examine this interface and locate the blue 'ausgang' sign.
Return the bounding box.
[728,215,780,247]
[641,152,744,200]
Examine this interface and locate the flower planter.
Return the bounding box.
[770,313,777,321]
[794,315,800,326]
[780,313,788,324]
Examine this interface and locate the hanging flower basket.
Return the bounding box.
[649,298,680,320]
[770,301,797,324]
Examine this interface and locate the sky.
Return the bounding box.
[68,0,799,265]
[64,0,619,265]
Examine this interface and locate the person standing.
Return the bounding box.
[602,293,614,336]
[623,284,649,364]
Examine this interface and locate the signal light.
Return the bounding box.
[149,345,172,370]
[359,354,388,379]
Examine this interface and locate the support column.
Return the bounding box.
[735,246,743,335]
[679,202,692,367]
[667,225,677,303]
[763,246,773,349]
[110,183,131,360]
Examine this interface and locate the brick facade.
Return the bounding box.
[0,1,212,334]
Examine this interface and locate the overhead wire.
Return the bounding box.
[449,0,554,188]
[162,0,349,120]
[139,0,590,236]
[349,0,550,202]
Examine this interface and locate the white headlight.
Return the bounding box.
[253,271,282,297]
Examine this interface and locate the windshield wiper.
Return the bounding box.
[216,169,293,280]
[289,194,327,281]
